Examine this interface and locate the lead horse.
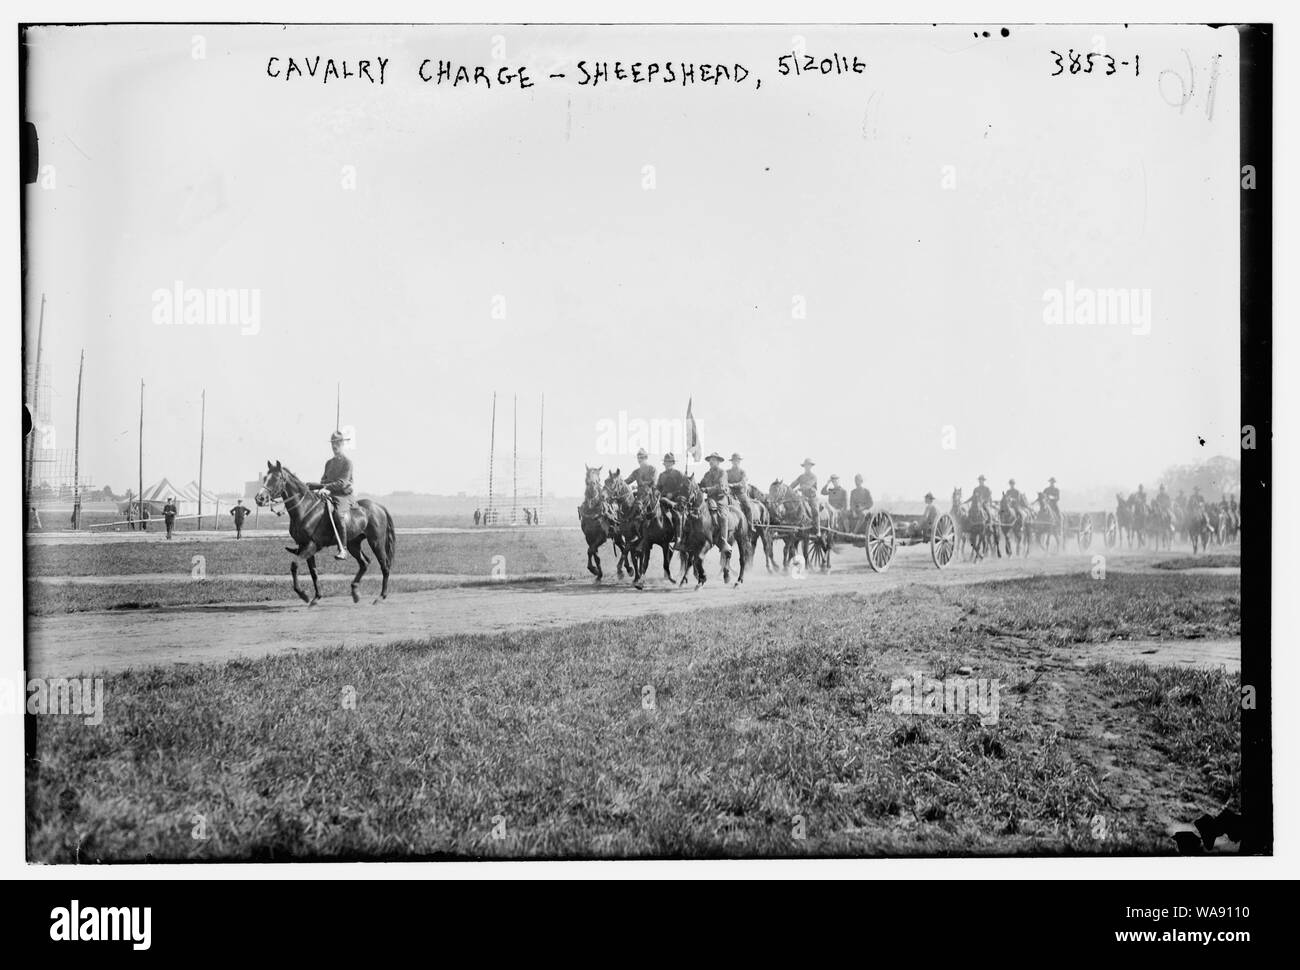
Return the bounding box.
[255,460,395,604]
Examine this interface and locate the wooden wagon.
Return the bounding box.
[769,508,958,573]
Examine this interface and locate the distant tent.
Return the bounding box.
[122,478,219,517]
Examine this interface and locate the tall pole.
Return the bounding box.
[487,392,497,523]
[72,350,84,529]
[512,394,518,525]
[538,392,544,525]
[24,293,46,530]
[198,389,206,529]
[138,380,144,526]
[335,382,340,431]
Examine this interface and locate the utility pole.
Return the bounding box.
[138,380,144,526]
[538,392,544,526]
[336,382,340,431]
[72,350,84,529]
[198,389,206,529]
[487,392,497,524]
[512,394,518,525]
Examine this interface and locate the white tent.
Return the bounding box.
[122,478,220,516]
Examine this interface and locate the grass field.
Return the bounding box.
[27,571,1240,861]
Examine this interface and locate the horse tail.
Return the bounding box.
[385,507,397,565]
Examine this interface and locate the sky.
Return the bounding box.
[23,23,1241,500]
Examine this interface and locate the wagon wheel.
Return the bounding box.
[808,531,832,572]
[930,512,956,569]
[1077,516,1093,551]
[864,510,896,572]
[1104,512,1118,549]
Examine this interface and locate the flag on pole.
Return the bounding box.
[685,397,702,462]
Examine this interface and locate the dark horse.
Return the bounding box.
[679,478,749,588]
[628,486,676,589]
[578,465,627,581]
[255,460,395,604]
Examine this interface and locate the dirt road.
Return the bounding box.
[25,547,1238,677]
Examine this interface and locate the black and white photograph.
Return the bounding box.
[7,5,1288,907]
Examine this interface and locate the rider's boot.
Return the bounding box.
[334,509,349,560]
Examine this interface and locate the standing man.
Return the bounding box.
[230,498,250,539]
[849,474,873,531]
[725,452,754,535]
[306,430,354,560]
[624,448,658,493]
[474,508,481,526]
[163,496,177,539]
[140,502,150,532]
[124,493,135,532]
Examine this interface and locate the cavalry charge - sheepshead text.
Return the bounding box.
[264,54,866,89]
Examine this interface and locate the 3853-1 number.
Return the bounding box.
[1049,50,1140,77]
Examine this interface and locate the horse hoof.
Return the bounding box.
[296,592,310,604]
[351,587,360,604]
[308,597,320,607]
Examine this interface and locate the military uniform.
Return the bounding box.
[971,482,992,506]
[230,502,249,538]
[625,462,657,491]
[163,499,177,539]
[849,483,873,531]
[308,441,354,556]
[1155,487,1171,511]
[656,459,689,543]
[725,462,754,533]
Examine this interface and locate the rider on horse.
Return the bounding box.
[725,452,755,536]
[967,475,993,517]
[624,448,657,492]
[1129,484,1149,514]
[306,430,354,559]
[1042,477,1061,523]
[699,453,730,522]
[793,459,818,516]
[1156,483,1171,511]
[656,453,689,544]
[1005,478,1024,507]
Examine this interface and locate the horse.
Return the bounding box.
[1184,504,1214,554]
[1219,502,1240,544]
[578,465,622,581]
[1025,492,1062,554]
[255,460,395,605]
[768,479,827,571]
[1146,504,1175,550]
[628,486,676,590]
[1114,495,1135,548]
[962,495,1001,562]
[679,477,749,588]
[1129,499,1149,548]
[604,469,638,576]
[741,484,778,572]
[998,492,1029,557]
[951,489,972,560]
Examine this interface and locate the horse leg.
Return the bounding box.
[306,556,322,606]
[660,535,674,582]
[289,560,310,603]
[349,538,369,602]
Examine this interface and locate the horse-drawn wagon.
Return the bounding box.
[765,498,957,574]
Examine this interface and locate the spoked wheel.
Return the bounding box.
[930,512,956,569]
[1104,512,1118,549]
[808,532,832,572]
[864,510,896,572]
[1077,517,1093,551]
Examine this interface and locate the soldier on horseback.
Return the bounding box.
[967,474,993,516]
[1129,484,1149,514]
[305,430,354,559]
[1005,478,1024,507]
[793,459,818,515]
[725,452,755,536]
[624,448,657,492]
[1156,483,1171,511]
[656,452,689,544]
